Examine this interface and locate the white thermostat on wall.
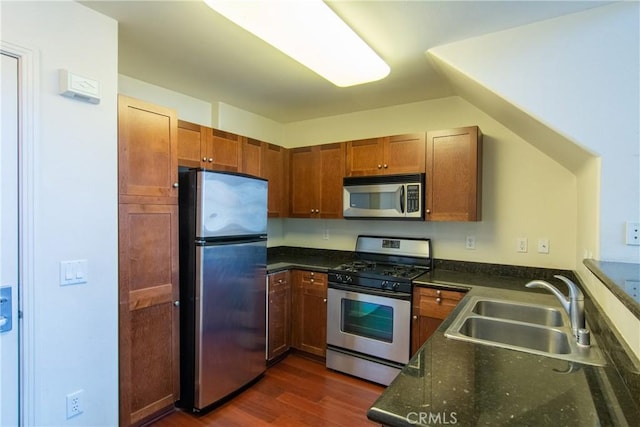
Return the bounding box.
[59,69,101,104]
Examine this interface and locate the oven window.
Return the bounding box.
[341,299,393,342]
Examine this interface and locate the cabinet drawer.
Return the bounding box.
[268,271,289,290]
[416,287,465,301]
[417,297,460,320]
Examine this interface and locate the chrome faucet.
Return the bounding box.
[525,275,585,339]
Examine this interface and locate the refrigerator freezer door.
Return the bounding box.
[196,171,267,239]
[194,239,267,409]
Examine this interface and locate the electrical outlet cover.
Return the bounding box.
[66,390,84,419]
[626,222,640,245]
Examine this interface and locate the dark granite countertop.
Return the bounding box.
[369,272,640,426]
[266,247,640,425]
[584,259,640,318]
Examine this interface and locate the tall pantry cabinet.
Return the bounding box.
[117,95,180,426]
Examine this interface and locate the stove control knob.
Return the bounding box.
[335,274,343,281]
[381,280,389,290]
[392,282,400,291]
[345,275,353,283]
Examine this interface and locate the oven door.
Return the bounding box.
[327,287,411,364]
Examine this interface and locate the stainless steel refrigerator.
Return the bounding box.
[178,168,267,412]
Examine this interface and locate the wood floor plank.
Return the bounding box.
[150,353,384,426]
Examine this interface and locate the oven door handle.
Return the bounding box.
[328,282,411,301]
[399,185,405,214]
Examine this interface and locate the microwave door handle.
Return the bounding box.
[399,185,405,214]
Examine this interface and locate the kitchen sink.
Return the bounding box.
[471,299,564,327]
[445,295,607,366]
[457,316,571,354]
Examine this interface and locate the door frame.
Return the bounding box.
[1,39,37,426]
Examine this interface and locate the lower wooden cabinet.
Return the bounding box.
[118,203,180,425]
[267,271,291,361]
[291,270,327,357]
[411,286,466,355]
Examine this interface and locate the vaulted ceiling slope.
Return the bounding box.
[80,0,612,123]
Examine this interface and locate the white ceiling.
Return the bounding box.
[81,0,611,123]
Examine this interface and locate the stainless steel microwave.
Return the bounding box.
[343,173,425,219]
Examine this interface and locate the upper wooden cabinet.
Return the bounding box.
[262,143,289,218]
[289,143,344,219]
[118,95,178,204]
[205,127,242,172]
[426,126,483,222]
[345,133,425,176]
[177,120,243,172]
[242,137,263,177]
[177,120,204,168]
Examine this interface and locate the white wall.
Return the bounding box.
[119,74,212,126]
[2,1,119,425]
[428,1,640,264]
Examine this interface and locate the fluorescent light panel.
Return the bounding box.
[204,0,390,87]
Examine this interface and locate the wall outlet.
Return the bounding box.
[66,390,84,419]
[626,222,640,245]
[517,237,528,253]
[537,238,550,254]
[465,236,476,250]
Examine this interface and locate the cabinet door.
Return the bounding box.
[318,143,345,218]
[291,270,327,357]
[345,137,384,176]
[262,143,288,218]
[411,287,465,355]
[267,272,290,361]
[289,147,318,217]
[177,120,204,168]
[205,128,242,172]
[384,133,426,175]
[119,203,179,425]
[242,137,263,177]
[426,126,482,221]
[118,95,178,204]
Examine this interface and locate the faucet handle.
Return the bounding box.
[553,275,584,301]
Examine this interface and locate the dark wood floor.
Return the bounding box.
[152,353,385,426]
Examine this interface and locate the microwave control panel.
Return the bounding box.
[406,185,420,213]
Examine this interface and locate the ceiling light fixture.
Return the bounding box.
[203,0,390,87]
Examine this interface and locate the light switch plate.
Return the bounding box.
[60,260,88,286]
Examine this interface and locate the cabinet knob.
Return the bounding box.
[310,209,314,213]
[377,164,382,169]
[413,315,418,320]
[173,300,180,307]
[202,157,207,162]
[436,297,442,304]
[436,290,441,296]
[310,272,314,276]
[383,164,388,169]
[315,209,320,213]
[208,158,213,162]
[310,278,314,283]
[426,209,431,214]
[278,279,283,284]
[172,182,179,188]
[323,298,327,303]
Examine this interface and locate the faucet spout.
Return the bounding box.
[525,275,585,339]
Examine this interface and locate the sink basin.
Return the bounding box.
[471,299,564,327]
[444,295,607,366]
[457,316,571,354]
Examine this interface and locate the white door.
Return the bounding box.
[1,51,20,426]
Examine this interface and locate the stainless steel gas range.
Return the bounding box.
[326,235,432,386]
